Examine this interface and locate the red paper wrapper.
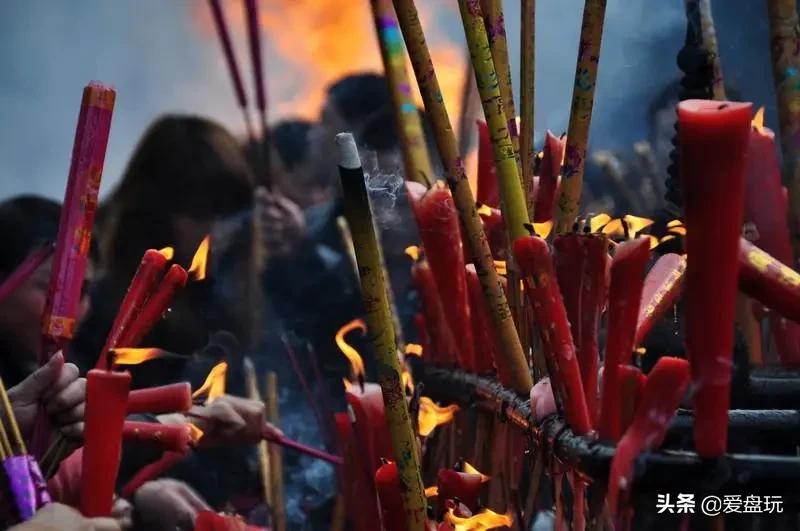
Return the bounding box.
[553,233,608,424]
[598,238,650,442]
[634,253,686,346]
[476,121,499,208]
[513,235,591,435]
[412,260,459,366]
[533,131,566,223]
[679,99,752,458]
[127,383,192,414]
[41,83,115,362]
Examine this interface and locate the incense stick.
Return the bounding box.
[520,0,536,219]
[278,332,328,443]
[0,244,53,305]
[244,358,272,508]
[265,372,285,531]
[243,0,272,184]
[0,378,26,455]
[694,0,726,100]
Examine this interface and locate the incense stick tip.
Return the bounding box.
[335,133,360,170]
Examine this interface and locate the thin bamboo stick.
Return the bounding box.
[520,0,537,219]
[266,372,285,531]
[244,358,272,508]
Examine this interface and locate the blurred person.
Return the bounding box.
[10,502,120,531]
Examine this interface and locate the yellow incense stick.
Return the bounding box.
[698,0,726,101]
[520,0,537,219]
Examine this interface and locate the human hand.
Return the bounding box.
[254,186,306,258]
[133,479,209,531]
[8,351,86,441]
[189,395,281,449]
[10,502,120,530]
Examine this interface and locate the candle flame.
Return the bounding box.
[111,348,167,365]
[622,215,654,237]
[494,260,507,276]
[590,213,612,233]
[445,508,513,530]
[476,204,493,217]
[417,396,459,437]
[336,318,366,382]
[402,364,415,395]
[405,343,423,357]
[405,245,421,262]
[188,236,210,281]
[188,423,205,444]
[602,218,625,238]
[462,461,491,483]
[425,485,439,497]
[532,220,553,239]
[752,106,765,132]
[192,362,228,403]
[158,247,174,261]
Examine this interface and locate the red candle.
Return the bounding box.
[745,112,800,365]
[81,369,131,517]
[411,186,475,370]
[634,253,686,347]
[122,421,193,453]
[436,468,483,513]
[117,264,188,348]
[513,235,591,435]
[598,237,650,442]
[553,233,608,424]
[345,383,393,474]
[126,383,192,414]
[413,313,432,362]
[41,83,115,362]
[618,365,645,435]
[477,204,507,260]
[533,131,566,223]
[96,249,169,369]
[606,357,690,520]
[476,121,499,208]
[465,265,500,376]
[375,461,407,531]
[679,99,752,458]
[334,412,380,531]
[411,259,459,366]
[120,451,183,498]
[739,237,800,325]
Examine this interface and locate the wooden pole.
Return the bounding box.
[392,0,532,394]
[266,372,285,531]
[520,0,537,219]
[337,133,427,530]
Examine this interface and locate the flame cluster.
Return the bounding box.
[192,362,228,403]
[444,508,513,530]
[417,397,459,437]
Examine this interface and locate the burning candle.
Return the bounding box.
[436,467,483,513]
[465,265,500,376]
[745,108,800,365]
[598,237,651,442]
[738,237,800,325]
[679,99,751,458]
[411,186,475,370]
[81,369,131,517]
[126,383,192,414]
[41,83,115,362]
[96,248,171,369]
[411,258,459,366]
[553,232,608,424]
[375,461,407,531]
[334,412,380,531]
[513,235,591,435]
[122,421,194,453]
[634,253,686,347]
[534,131,566,223]
[476,121,500,209]
[476,204,507,260]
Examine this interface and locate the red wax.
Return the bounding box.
[334,412,380,531]
[607,357,690,519]
[679,99,752,458]
[41,83,115,362]
[745,120,800,365]
[513,235,591,435]
[412,259,459,366]
[127,383,192,414]
[477,205,507,260]
[81,369,131,517]
[553,233,608,425]
[412,187,475,370]
[634,254,686,346]
[739,238,800,325]
[118,264,188,348]
[618,365,645,435]
[436,469,483,513]
[122,421,193,453]
[598,238,651,442]
[345,383,393,474]
[465,265,500,375]
[476,121,499,208]
[533,131,566,223]
[375,461,407,531]
[97,249,168,369]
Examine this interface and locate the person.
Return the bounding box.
[10,502,120,531]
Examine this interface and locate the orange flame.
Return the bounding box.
[192,362,228,403]
[601,218,625,238]
[493,260,507,276]
[623,215,654,238]
[532,220,553,239]
[425,486,439,497]
[476,204,493,217]
[405,343,423,357]
[445,508,513,530]
[402,364,415,395]
[753,106,765,132]
[111,348,167,366]
[417,397,459,437]
[405,245,421,262]
[158,247,174,261]
[589,213,612,233]
[188,423,205,444]
[188,236,210,281]
[462,461,490,483]
[336,318,367,381]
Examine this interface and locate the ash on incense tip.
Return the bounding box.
[335,132,361,169]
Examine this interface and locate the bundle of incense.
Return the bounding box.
[207,0,253,141]
[553,232,608,424]
[679,99,751,458]
[392,0,531,394]
[606,357,690,521]
[598,238,650,442]
[738,237,800,325]
[634,253,686,346]
[554,0,607,233]
[533,131,566,223]
[369,0,434,188]
[520,0,536,216]
[458,0,529,243]
[513,234,591,435]
[336,133,427,531]
[0,244,53,305]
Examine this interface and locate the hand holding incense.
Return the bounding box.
[679,99,751,458]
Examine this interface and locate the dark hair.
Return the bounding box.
[327,73,392,127]
[0,196,61,276]
[271,119,312,171]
